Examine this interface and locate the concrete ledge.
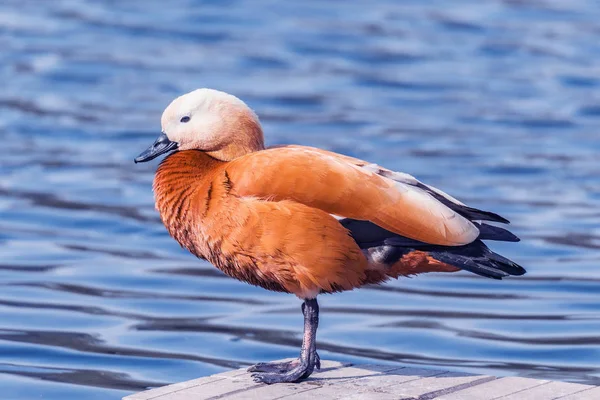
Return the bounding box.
[123,360,599,400]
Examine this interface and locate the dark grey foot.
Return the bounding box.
[248,353,320,374]
[251,352,320,384]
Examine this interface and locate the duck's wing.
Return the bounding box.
[225,146,480,246]
[281,145,512,225]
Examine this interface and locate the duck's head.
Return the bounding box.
[135,88,264,163]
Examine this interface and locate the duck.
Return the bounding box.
[134,88,525,384]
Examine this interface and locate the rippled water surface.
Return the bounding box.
[2,0,600,399]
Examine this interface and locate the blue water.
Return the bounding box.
[1,0,600,399]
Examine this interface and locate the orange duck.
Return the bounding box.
[135,88,525,384]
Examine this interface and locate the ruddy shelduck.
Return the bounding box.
[135,88,525,384]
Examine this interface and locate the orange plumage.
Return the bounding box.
[136,88,524,383]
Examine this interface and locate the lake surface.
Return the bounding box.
[1,0,600,399]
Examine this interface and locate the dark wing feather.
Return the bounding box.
[427,241,526,279]
[340,218,525,280]
[473,222,520,242]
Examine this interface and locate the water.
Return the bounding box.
[1,0,600,398]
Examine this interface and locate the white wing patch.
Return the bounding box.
[362,163,467,208]
[395,181,479,244]
[360,164,480,245]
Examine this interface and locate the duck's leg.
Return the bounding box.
[248,300,321,374]
[250,298,320,384]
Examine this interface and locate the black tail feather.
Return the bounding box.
[474,222,520,242]
[455,206,510,224]
[429,240,526,279]
[451,259,509,280]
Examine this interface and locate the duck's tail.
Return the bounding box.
[341,218,526,280]
[425,240,526,280]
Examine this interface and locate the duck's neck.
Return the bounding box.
[205,119,265,161]
[205,142,263,161]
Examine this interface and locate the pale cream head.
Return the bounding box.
[161,88,265,161]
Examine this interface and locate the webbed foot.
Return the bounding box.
[247,359,299,373]
[248,353,320,374]
[251,352,320,384]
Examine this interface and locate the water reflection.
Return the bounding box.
[1,0,600,399]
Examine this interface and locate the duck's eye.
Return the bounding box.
[180,116,191,123]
